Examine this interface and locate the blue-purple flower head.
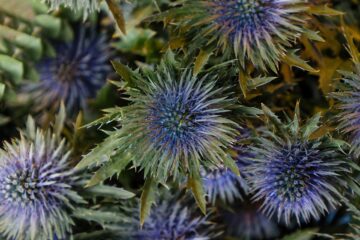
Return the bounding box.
[156,0,316,71]
[77,55,240,185]
[331,66,360,158]
[248,104,349,225]
[109,194,221,239]
[222,202,280,240]
[201,135,252,204]
[0,117,83,240]
[123,66,236,181]
[25,21,112,115]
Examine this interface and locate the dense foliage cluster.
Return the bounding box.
[2,0,360,239]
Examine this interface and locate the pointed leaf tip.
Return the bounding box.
[188,174,206,215]
[106,0,126,35]
[140,178,157,226]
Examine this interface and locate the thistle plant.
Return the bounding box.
[76,52,243,189]
[247,103,350,225]
[201,135,252,204]
[99,193,221,239]
[0,117,83,240]
[44,0,101,18]
[24,22,112,115]
[222,203,280,240]
[152,0,324,72]
[331,59,360,158]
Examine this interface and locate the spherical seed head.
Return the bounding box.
[250,140,346,225]
[122,66,238,181]
[0,126,82,239]
[247,104,349,225]
[173,0,309,71]
[332,68,360,158]
[118,196,220,239]
[201,143,251,204]
[25,22,111,115]
[223,203,279,240]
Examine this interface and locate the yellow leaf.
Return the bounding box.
[106,0,126,35]
[187,174,206,215]
[238,68,249,98]
[140,178,156,227]
[308,4,344,16]
[283,51,319,73]
[343,24,360,64]
[193,49,212,76]
[316,57,343,94]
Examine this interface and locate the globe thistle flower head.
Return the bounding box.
[44,0,100,19]
[110,194,220,239]
[201,136,252,204]
[25,22,112,115]
[331,66,360,158]
[0,118,83,240]
[222,203,280,240]
[158,0,317,72]
[77,53,241,186]
[123,63,236,179]
[143,70,237,177]
[248,104,349,225]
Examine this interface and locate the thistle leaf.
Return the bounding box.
[84,185,135,199]
[302,113,321,139]
[73,208,124,225]
[54,103,66,137]
[281,228,319,240]
[302,29,325,42]
[140,177,157,226]
[283,51,318,73]
[261,104,282,127]
[76,131,124,170]
[193,49,212,76]
[106,0,126,35]
[238,68,249,98]
[247,76,277,90]
[188,173,206,215]
[0,83,5,100]
[222,156,240,176]
[111,60,134,86]
[308,5,344,16]
[86,152,132,187]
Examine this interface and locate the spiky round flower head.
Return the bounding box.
[331,64,360,158]
[201,134,252,204]
[155,0,319,71]
[77,53,241,186]
[44,0,100,18]
[106,194,221,239]
[25,22,112,115]
[0,118,83,240]
[247,104,349,225]
[222,202,279,240]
